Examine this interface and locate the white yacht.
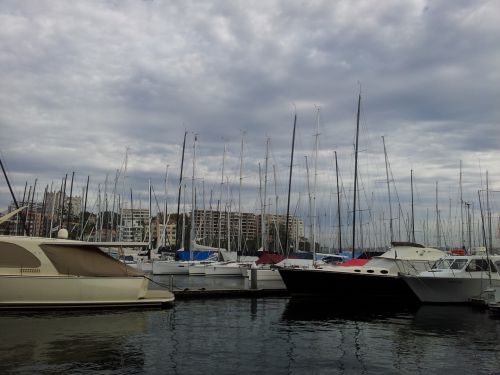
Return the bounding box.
[0,232,175,309]
[401,254,500,303]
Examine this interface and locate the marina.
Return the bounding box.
[1,1,500,374]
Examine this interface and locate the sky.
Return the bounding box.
[1,0,499,248]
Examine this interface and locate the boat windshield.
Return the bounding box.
[431,258,453,270]
[431,258,468,271]
[450,258,468,270]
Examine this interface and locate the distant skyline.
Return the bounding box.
[1,1,499,248]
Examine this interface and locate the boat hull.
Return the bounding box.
[0,275,174,309]
[402,275,500,303]
[248,268,282,281]
[152,261,190,275]
[205,263,243,277]
[278,268,419,302]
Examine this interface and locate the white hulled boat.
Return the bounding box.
[205,261,250,277]
[0,232,174,309]
[401,254,500,303]
[152,259,190,275]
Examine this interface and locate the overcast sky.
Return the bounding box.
[1,0,499,247]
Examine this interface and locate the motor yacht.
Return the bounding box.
[401,254,500,303]
[0,231,174,309]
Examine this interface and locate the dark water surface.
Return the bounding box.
[1,297,499,375]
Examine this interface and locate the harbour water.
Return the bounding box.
[1,277,500,375]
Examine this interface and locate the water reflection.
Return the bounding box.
[0,310,158,375]
[280,300,500,375]
[1,300,499,375]
[281,297,418,323]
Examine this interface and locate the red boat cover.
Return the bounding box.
[256,253,285,265]
[338,259,369,267]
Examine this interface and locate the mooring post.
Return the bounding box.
[250,263,258,289]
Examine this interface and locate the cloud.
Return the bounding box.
[1,0,499,248]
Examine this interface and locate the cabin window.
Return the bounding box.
[0,242,41,268]
[432,258,453,270]
[495,261,500,274]
[466,259,490,272]
[449,259,468,270]
[40,244,142,277]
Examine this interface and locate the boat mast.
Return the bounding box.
[312,107,320,259]
[163,165,169,248]
[411,169,415,243]
[190,135,197,258]
[305,156,314,253]
[218,144,226,252]
[273,165,281,253]
[436,181,440,248]
[0,157,30,235]
[238,133,244,256]
[176,130,187,249]
[487,171,492,252]
[352,92,361,260]
[67,171,74,234]
[334,150,342,253]
[382,136,393,243]
[460,160,464,249]
[263,138,270,251]
[148,178,152,259]
[478,188,493,284]
[285,113,297,256]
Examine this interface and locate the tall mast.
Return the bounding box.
[190,135,197,256]
[60,174,67,229]
[411,169,415,243]
[305,156,312,251]
[382,136,393,243]
[273,165,280,253]
[0,157,30,235]
[29,179,37,237]
[334,151,342,252]
[67,171,74,233]
[163,165,169,248]
[263,138,270,251]
[110,170,119,242]
[487,171,492,252]
[285,114,297,256]
[238,134,244,255]
[148,178,152,258]
[312,107,320,258]
[80,175,89,240]
[218,144,226,251]
[176,130,187,249]
[436,181,440,248]
[352,92,361,259]
[460,160,464,249]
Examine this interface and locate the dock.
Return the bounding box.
[172,288,289,300]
